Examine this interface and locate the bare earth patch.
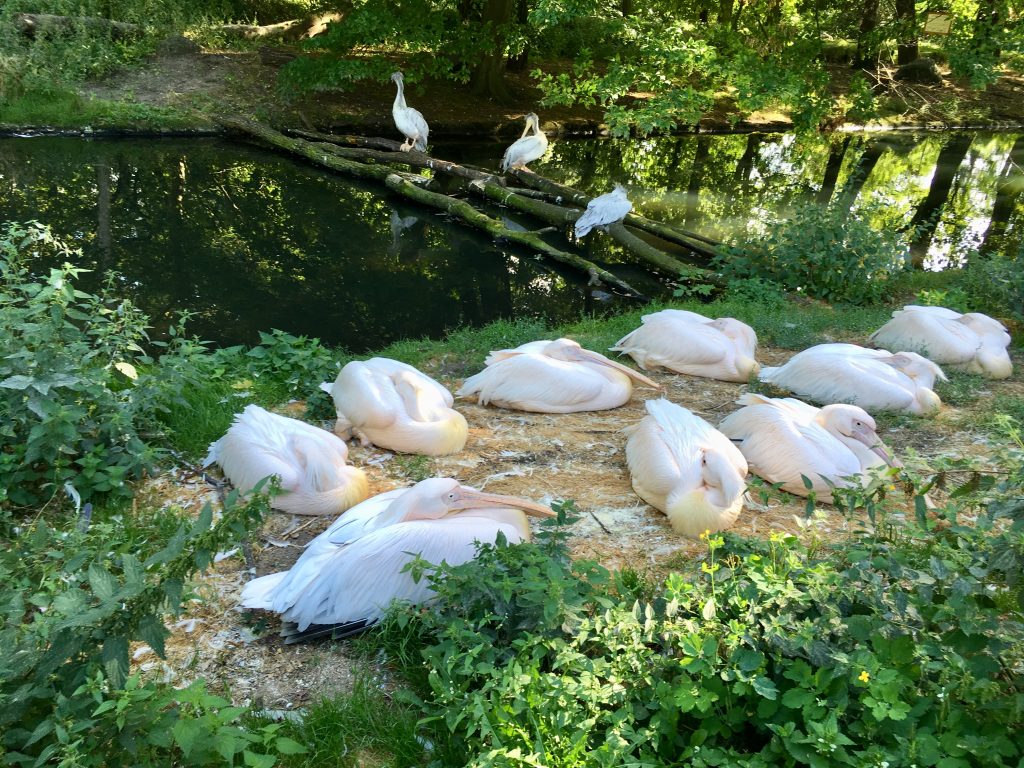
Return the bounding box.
[136,338,1022,710]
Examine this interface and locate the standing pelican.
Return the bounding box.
[611,309,760,382]
[574,184,633,239]
[390,71,429,152]
[240,478,554,640]
[869,305,1012,379]
[759,343,946,415]
[457,338,660,413]
[320,358,467,456]
[625,399,748,537]
[718,394,897,502]
[204,405,369,516]
[500,113,548,172]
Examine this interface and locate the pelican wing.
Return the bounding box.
[365,357,454,407]
[574,190,633,238]
[270,516,526,630]
[501,135,547,171]
[458,355,608,412]
[612,313,732,369]
[484,340,554,366]
[869,308,979,365]
[329,361,403,430]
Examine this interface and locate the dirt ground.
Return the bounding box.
[135,335,1023,713]
[81,42,1024,137]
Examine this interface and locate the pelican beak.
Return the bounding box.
[576,348,661,389]
[853,427,899,467]
[451,487,555,517]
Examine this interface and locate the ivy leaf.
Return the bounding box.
[752,676,778,700]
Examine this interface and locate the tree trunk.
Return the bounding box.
[854,0,880,70]
[469,0,515,102]
[718,0,734,27]
[817,135,852,206]
[972,0,1005,58]
[684,137,710,229]
[834,137,884,209]
[979,134,1024,256]
[894,0,919,65]
[908,133,973,267]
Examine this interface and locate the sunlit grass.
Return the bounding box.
[0,89,193,129]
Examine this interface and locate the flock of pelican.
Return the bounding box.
[205,299,1013,638]
[390,70,634,238]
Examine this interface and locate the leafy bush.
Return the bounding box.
[0,222,209,506]
[716,202,908,304]
[239,328,339,400]
[383,494,1024,767]
[0,488,303,766]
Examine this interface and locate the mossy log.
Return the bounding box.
[469,180,711,279]
[509,168,723,257]
[385,175,645,298]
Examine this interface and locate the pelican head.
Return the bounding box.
[389,478,554,523]
[544,338,660,389]
[819,405,896,467]
[391,71,404,84]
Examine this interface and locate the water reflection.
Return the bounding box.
[1,130,1021,349]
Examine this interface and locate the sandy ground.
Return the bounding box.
[131,336,1023,712]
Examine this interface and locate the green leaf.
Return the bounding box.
[781,687,815,709]
[102,635,129,687]
[752,677,778,700]
[138,614,168,658]
[243,750,278,768]
[275,737,308,755]
[88,563,119,603]
[172,719,202,758]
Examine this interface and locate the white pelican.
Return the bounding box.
[869,305,1012,379]
[457,337,660,413]
[759,342,946,415]
[204,404,369,516]
[319,357,467,456]
[625,399,748,537]
[610,309,760,382]
[390,71,429,152]
[718,393,897,502]
[240,478,554,640]
[500,113,548,172]
[574,184,633,239]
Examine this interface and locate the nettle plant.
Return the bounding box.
[0,222,207,507]
[717,202,908,305]
[385,492,1024,767]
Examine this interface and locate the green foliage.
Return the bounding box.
[382,490,1024,767]
[0,488,297,766]
[960,250,1024,323]
[717,202,909,304]
[0,222,210,506]
[240,328,339,401]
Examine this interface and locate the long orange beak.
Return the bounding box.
[854,427,899,467]
[451,487,555,517]
[576,348,661,389]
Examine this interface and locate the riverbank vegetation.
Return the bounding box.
[2,0,1024,131]
[2,215,1023,765]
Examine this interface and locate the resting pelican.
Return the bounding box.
[759,342,946,415]
[320,358,467,456]
[500,113,548,172]
[625,399,748,537]
[718,393,897,502]
[610,309,759,382]
[457,338,660,413]
[240,478,554,641]
[390,71,429,152]
[869,305,1012,379]
[204,405,369,516]
[574,184,633,239]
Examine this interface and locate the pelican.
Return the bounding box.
[625,399,748,537]
[869,305,1012,379]
[457,337,660,413]
[718,393,897,502]
[759,342,946,415]
[610,309,760,382]
[574,184,633,239]
[239,478,554,640]
[204,404,369,516]
[390,71,429,152]
[319,357,467,456]
[500,113,548,172]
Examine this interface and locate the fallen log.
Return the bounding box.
[509,168,723,254]
[212,11,345,40]
[469,180,710,279]
[385,175,645,298]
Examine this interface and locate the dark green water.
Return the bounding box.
[1,131,1021,349]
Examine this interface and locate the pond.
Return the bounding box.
[0,130,1021,350]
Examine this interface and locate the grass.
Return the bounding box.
[273,677,425,768]
[0,88,195,130]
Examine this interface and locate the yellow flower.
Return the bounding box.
[858,671,870,683]
[699,528,711,540]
